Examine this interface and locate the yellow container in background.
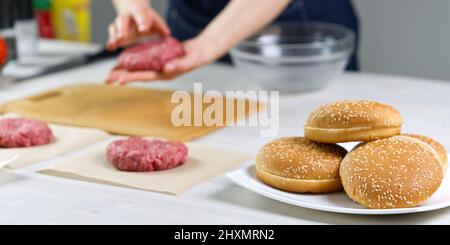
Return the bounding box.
[51,0,91,42]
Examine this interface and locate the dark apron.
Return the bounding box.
[167,0,359,71]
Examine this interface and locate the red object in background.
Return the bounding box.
[35,9,54,38]
[0,36,8,66]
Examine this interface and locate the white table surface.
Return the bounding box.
[1,42,450,225]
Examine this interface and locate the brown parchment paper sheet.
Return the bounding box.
[1,84,264,141]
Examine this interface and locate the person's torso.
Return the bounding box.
[168,0,355,26]
[167,0,359,70]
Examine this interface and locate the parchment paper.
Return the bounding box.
[0,115,111,169]
[1,84,264,141]
[39,138,251,195]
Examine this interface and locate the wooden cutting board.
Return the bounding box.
[0,84,262,141]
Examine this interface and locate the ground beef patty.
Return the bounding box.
[115,37,185,72]
[106,137,188,172]
[0,118,54,148]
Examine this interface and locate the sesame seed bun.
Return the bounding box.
[340,136,443,209]
[403,134,448,173]
[255,137,347,193]
[305,100,403,143]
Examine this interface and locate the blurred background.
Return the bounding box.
[1,0,450,81]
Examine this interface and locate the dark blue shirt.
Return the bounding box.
[167,0,359,70]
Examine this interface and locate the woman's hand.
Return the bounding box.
[107,0,170,51]
[106,37,217,85]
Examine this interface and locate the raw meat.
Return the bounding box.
[0,118,53,148]
[115,37,185,72]
[106,137,188,172]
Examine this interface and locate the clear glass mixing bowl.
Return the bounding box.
[231,22,355,93]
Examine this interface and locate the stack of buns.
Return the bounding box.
[255,100,447,209]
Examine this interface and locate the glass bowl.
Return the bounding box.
[230,22,355,93]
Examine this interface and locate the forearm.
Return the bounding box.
[197,0,292,60]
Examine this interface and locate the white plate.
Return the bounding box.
[227,159,450,215]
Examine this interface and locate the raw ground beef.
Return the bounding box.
[106,137,188,172]
[0,118,54,148]
[115,37,185,72]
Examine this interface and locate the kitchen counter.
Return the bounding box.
[1,42,450,225]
